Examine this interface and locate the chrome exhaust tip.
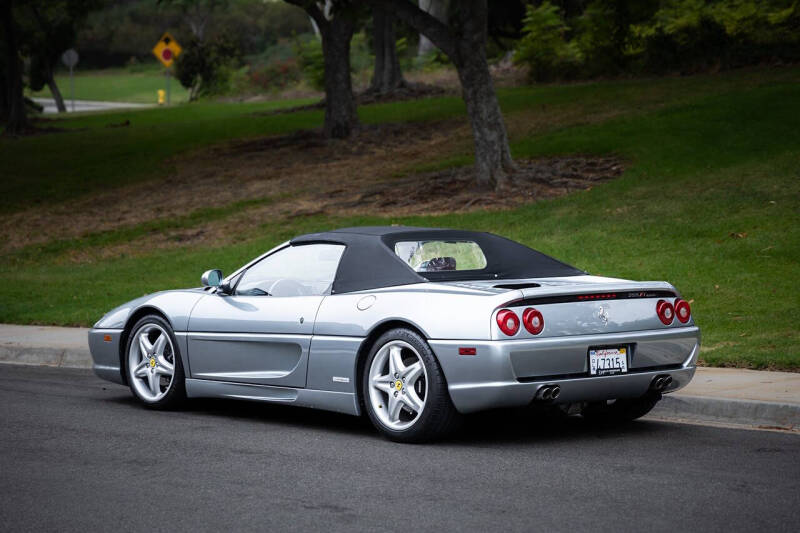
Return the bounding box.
[536,385,559,401]
[651,374,673,391]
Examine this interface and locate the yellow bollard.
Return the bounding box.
[157,89,165,105]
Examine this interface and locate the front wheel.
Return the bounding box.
[362,328,460,443]
[125,315,186,409]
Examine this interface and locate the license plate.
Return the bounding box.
[589,347,628,376]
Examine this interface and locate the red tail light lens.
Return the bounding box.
[674,299,691,323]
[496,309,520,336]
[522,307,544,335]
[656,299,675,325]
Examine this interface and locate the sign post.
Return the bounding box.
[152,33,182,106]
[60,48,79,112]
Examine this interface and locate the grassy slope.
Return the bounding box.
[2,68,798,369]
[30,67,191,104]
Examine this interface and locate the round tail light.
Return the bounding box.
[656,299,675,325]
[522,307,544,335]
[496,309,520,336]
[674,299,691,323]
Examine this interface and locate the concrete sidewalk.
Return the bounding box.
[0,324,90,368]
[31,97,154,114]
[653,367,800,431]
[1,324,797,431]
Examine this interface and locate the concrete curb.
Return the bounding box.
[1,337,798,432]
[0,345,92,369]
[653,394,799,431]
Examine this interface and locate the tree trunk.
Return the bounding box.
[448,0,515,187]
[369,0,514,189]
[0,70,8,122]
[417,0,448,56]
[369,7,406,94]
[452,33,514,188]
[319,16,358,138]
[1,0,28,135]
[46,67,67,113]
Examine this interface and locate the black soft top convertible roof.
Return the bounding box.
[291,226,584,294]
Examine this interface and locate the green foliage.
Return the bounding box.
[295,36,325,91]
[174,36,241,99]
[514,0,800,80]
[349,31,373,74]
[76,0,310,69]
[514,2,583,81]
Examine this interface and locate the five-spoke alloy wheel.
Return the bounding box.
[368,340,428,431]
[125,315,186,408]
[362,328,460,442]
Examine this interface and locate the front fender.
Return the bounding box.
[93,289,207,331]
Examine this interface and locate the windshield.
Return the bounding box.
[394,240,487,273]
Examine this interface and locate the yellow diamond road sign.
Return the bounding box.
[152,32,182,68]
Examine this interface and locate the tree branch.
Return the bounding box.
[365,0,455,58]
[284,0,329,31]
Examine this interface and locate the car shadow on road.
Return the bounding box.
[107,392,666,444]
[446,407,662,446]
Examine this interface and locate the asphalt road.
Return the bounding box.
[2,364,799,532]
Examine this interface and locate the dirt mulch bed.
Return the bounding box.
[254,83,451,116]
[331,156,625,214]
[1,118,624,258]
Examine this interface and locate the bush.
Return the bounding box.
[629,0,800,72]
[514,2,583,82]
[295,36,325,90]
[248,58,302,91]
[512,0,800,81]
[174,36,242,100]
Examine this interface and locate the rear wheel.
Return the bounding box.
[362,328,460,443]
[125,315,186,409]
[581,392,662,423]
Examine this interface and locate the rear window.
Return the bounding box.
[394,240,487,272]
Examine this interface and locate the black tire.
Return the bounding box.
[361,328,461,443]
[124,314,186,410]
[581,391,662,423]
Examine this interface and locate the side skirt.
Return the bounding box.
[185,378,361,416]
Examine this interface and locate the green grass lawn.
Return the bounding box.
[2,67,799,370]
[30,66,191,104]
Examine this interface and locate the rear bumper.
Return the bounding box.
[430,326,700,414]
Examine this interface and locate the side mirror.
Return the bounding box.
[201,269,223,287]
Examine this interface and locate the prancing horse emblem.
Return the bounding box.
[597,306,609,325]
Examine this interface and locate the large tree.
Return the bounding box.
[368,5,407,94]
[1,0,28,134]
[24,1,99,114]
[368,0,514,188]
[286,0,359,138]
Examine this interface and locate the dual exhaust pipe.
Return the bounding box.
[536,384,561,401]
[651,374,673,391]
[534,375,671,402]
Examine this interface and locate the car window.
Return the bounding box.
[394,240,487,272]
[236,244,345,297]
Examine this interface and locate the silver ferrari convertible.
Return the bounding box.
[89,226,700,442]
